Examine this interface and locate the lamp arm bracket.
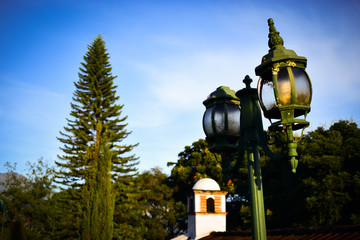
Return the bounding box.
[258,130,286,160]
[296,110,310,142]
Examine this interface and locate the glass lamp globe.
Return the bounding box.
[258,66,312,130]
[202,86,241,153]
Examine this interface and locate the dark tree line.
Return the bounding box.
[1,121,359,239]
[0,162,185,239]
[262,120,360,228]
[167,120,360,231]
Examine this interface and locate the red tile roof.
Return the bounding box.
[200,225,360,240]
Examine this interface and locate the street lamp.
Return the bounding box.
[202,19,312,240]
[202,86,241,154]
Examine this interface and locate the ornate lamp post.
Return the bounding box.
[202,19,312,240]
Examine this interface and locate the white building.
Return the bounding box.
[172,178,227,240]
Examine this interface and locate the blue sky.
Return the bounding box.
[1,0,360,174]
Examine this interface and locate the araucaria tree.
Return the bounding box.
[55,35,139,240]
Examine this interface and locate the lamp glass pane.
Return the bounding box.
[293,68,311,105]
[214,104,225,134]
[227,104,241,134]
[203,106,214,136]
[259,77,276,111]
[277,68,291,105]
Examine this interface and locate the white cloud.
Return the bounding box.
[133,49,261,109]
[127,52,242,129]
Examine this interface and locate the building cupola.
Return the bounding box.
[187,178,227,239]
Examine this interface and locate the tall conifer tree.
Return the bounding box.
[55,35,139,239]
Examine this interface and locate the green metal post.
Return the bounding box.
[237,75,267,240]
[247,144,266,240]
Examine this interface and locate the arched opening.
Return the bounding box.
[207,198,215,213]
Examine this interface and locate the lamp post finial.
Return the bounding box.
[243,75,253,89]
[268,18,284,49]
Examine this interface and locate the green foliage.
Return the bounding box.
[168,139,223,202]
[0,159,55,240]
[138,167,186,239]
[49,189,82,240]
[56,34,137,188]
[55,35,139,239]
[112,176,146,240]
[300,120,360,226]
[82,125,115,240]
[263,120,360,227]
[303,172,351,225]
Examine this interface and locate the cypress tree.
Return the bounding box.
[55,35,139,239]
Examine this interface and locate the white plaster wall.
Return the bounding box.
[221,195,226,212]
[194,195,200,212]
[188,214,226,240]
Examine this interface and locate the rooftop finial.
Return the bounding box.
[268,18,284,49]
